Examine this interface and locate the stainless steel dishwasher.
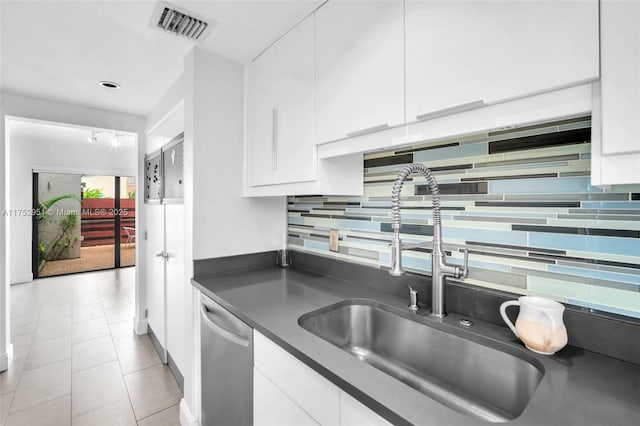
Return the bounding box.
[200,294,253,426]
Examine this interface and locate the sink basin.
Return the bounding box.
[298,299,544,422]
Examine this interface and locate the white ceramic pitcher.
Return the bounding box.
[500,296,568,355]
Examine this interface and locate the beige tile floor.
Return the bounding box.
[1,268,182,425]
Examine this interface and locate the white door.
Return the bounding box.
[145,204,166,356]
[164,204,185,370]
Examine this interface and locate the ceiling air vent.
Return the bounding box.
[150,2,213,42]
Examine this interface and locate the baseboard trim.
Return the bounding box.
[147,325,166,363]
[0,344,12,372]
[179,398,199,426]
[134,317,148,335]
[10,273,33,285]
[167,351,185,393]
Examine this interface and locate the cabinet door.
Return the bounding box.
[593,0,640,185]
[164,204,185,370]
[315,0,404,144]
[405,0,599,122]
[254,367,318,426]
[600,0,640,156]
[246,46,278,186]
[254,331,340,425]
[145,204,165,352]
[274,15,316,184]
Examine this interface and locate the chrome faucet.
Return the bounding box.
[389,163,469,317]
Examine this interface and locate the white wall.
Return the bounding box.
[6,118,137,284]
[180,47,287,424]
[141,47,287,425]
[188,49,286,260]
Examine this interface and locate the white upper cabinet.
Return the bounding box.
[315,0,404,145]
[405,0,599,122]
[592,0,640,185]
[246,15,315,187]
[246,38,278,187]
[600,0,640,156]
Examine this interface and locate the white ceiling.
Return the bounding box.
[0,0,323,116]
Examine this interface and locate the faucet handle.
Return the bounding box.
[461,248,470,278]
[408,285,419,311]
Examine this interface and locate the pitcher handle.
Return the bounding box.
[500,300,520,337]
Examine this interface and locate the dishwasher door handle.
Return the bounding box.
[200,302,251,347]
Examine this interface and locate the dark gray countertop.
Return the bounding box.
[192,267,640,426]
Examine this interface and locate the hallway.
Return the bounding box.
[1,268,181,425]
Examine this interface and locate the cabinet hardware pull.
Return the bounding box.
[416,100,487,121]
[272,108,278,170]
[346,123,390,138]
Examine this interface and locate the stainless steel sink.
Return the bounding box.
[298,299,544,422]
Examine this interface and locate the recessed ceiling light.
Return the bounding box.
[99,81,121,89]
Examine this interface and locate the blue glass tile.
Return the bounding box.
[489,177,603,194]
[347,238,390,249]
[366,164,411,174]
[468,161,570,174]
[467,259,511,273]
[345,208,390,217]
[547,265,640,286]
[288,216,305,225]
[529,233,640,256]
[459,211,556,219]
[567,300,640,319]
[335,219,381,232]
[400,213,433,220]
[581,201,640,209]
[443,227,528,246]
[362,201,393,207]
[414,141,487,162]
[388,256,512,274]
[401,255,430,273]
[304,240,329,251]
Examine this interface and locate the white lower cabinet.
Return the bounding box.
[253,367,318,426]
[253,330,391,426]
[254,331,340,425]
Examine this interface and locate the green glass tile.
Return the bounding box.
[527,276,589,300]
[346,247,380,261]
[585,286,640,312]
[559,171,590,177]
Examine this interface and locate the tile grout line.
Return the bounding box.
[107,313,139,423]
[5,300,43,418]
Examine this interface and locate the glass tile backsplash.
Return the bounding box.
[287,116,640,319]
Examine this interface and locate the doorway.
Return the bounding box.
[33,172,136,278]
